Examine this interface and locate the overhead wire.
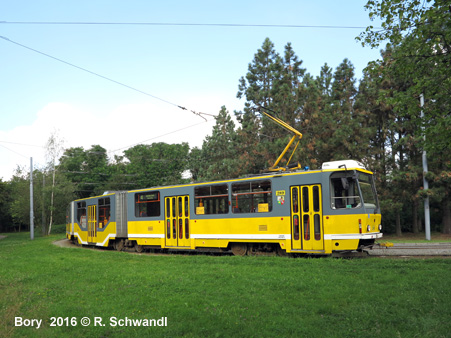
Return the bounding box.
[0,36,177,108]
[0,35,210,120]
[0,140,44,161]
[109,119,213,154]
[0,143,30,159]
[0,140,44,148]
[2,19,356,159]
[0,21,382,30]
[0,35,217,157]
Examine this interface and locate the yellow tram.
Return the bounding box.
[66,159,382,255]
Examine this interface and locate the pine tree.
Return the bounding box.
[196,106,241,181]
[236,38,309,172]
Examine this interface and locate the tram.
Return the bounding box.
[66,159,382,255]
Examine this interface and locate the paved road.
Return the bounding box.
[368,242,451,256]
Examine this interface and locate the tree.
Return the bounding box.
[236,38,282,173]
[59,145,109,198]
[236,38,310,172]
[45,131,65,235]
[359,0,451,233]
[124,142,189,189]
[193,106,240,181]
[8,166,30,232]
[237,38,281,109]
[359,0,450,159]
[59,146,88,198]
[295,65,334,168]
[354,48,406,234]
[304,59,366,166]
[0,179,13,232]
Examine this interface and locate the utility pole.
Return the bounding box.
[42,174,46,236]
[420,94,431,241]
[30,157,34,240]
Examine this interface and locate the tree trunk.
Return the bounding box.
[442,198,451,234]
[396,211,402,236]
[412,199,419,234]
[48,168,56,235]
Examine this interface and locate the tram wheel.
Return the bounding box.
[231,243,248,256]
[115,239,124,252]
[276,245,288,257]
[134,243,144,253]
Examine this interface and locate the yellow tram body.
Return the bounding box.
[66,160,382,255]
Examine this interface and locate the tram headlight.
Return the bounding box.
[378,224,382,231]
[367,225,371,232]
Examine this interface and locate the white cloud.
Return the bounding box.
[0,100,224,180]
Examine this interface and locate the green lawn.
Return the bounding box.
[1,231,450,338]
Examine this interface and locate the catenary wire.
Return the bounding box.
[0,21,382,29]
[0,143,30,159]
[0,36,215,161]
[109,119,213,154]
[0,140,44,148]
[0,35,209,118]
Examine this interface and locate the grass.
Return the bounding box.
[1,231,451,338]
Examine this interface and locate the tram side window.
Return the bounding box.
[77,201,87,227]
[232,180,272,213]
[98,197,111,228]
[195,184,229,215]
[135,192,161,217]
[330,174,361,209]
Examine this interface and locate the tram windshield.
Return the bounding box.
[357,173,378,210]
[330,171,379,212]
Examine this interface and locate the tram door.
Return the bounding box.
[165,196,190,247]
[87,204,97,243]
[290,185,323,251]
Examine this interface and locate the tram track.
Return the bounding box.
[54,238,451,258]
[367,242,451,256]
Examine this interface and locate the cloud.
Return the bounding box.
[0,101,221,180]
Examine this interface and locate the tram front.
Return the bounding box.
[322,160,382,252]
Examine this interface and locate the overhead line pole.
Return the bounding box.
[420,94,431,241]
[30,157,34,240]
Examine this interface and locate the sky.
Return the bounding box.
[0,0,383,180]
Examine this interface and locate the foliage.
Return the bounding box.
[358,0,450,155]
[191,106,241,181]
[357,0,451,233]
[0,179,13,232]
[58,145,109,198]
[123,142,190,188]
[6,165,75,234]
[8,167,31,231]
[5,141,190,234]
